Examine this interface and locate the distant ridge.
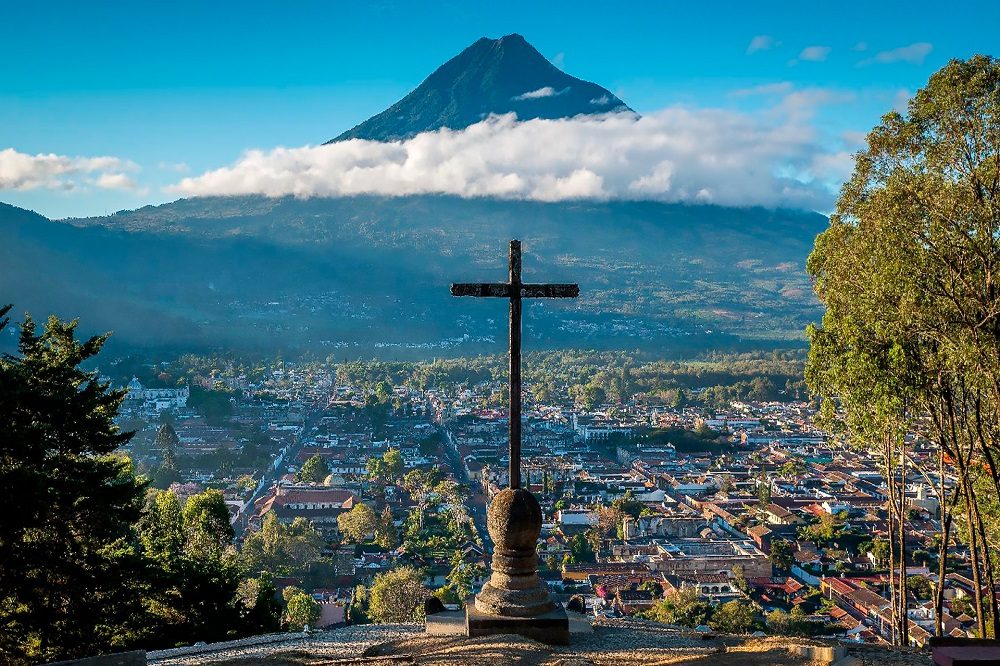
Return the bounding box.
[327,33,632,143]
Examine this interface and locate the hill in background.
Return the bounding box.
[0,196,825,355]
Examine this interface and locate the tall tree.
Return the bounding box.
[806,55,1000,639]
[0,309,148,662]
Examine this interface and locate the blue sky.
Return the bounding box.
[1,0,996,218]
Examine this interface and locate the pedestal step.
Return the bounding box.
[464,597,570,645]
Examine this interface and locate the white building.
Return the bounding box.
[125,377,189,411]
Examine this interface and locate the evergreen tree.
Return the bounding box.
[0,309,149,662]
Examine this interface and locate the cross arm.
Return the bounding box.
[521,283,579,298]
[451,283,513,297]
[450,283,579,298]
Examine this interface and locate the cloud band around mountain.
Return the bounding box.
[170,103,851,210]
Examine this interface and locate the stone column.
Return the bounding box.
[465,487,569,644]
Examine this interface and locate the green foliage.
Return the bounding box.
[0,309,149,662]
[367,449,405,485]
[769,539,793,572]
[337,502,378,544]
[710,600,761,634]
[187,385,234,424]
[297,454,330,484]
[443,560,485,603]
[646,426,731,454]
[568,533,596,563]
[767,607,826,637]
[283,589,321,631]
[368,566,429,624]
[182,489,235,559]
[154,423,179,452]
[644,587,712,628]
[241,513,324,578]
[639,580,664,599]
[374,506,399,550]
[797,513,845,546]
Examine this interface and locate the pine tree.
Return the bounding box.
[0,309,148,662]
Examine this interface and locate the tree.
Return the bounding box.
[778,458,807,478]
[138,490,185,566]
[770,539,793,572]
[444,559,485,603]
[797,512,844,546]
[806,55,1000,642]
[368,566,429,623]
[337,502,378,543]
[639,580,664,599]
[382,449,405,484]
[374,506,399,550]
[710,600,760,634]
[284,589,321,631]
[0,309,149,662]
[152,445,182,489]
[644,587,712,628]
[154,423,180,453]
[568,533,595,563]
[297,454,330,484]
[241,513,324,577]
[182,489,234,559]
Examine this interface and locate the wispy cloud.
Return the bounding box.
[860,42,933,66]
[746,35,775,55]
[512,86,569,101]
[799,46,831,62]
[171,93,855,210]
[550,52,565,69]
[0,148,138,191]
[730,81,794,97]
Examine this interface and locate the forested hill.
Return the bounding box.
[2,196,827,354]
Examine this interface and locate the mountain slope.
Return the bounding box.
[19,196,829,354]
[327,34,631,143]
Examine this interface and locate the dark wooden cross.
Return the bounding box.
[451,239,578,490]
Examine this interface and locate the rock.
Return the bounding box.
[423,596,447,616]
[567,595,587,615]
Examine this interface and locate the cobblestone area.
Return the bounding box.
[147,625,423,665]
[147,619,934,666]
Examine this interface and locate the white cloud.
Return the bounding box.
[730,82,794,97]
[860,42,933,66]
[852,42,868,52]
[0,148,138,191]
[746,35,774,55]
[892,88,912,112]
[797,46,832,62]
[158,161,190,173]
[512,86,569,101]
[551,52,565,69]
[95,172,138,190]
[170,95,855,210]
[590,95,611,106]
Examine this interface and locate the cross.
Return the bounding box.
[452,239,579,490]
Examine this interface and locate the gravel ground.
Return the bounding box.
[148,618,933,666]
[147,625,423,665]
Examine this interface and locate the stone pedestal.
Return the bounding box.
[465,487,569,645]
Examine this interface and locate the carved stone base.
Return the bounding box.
[465,487,568,643]
[466,596,569,645]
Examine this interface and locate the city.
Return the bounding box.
[113,350,963,648]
